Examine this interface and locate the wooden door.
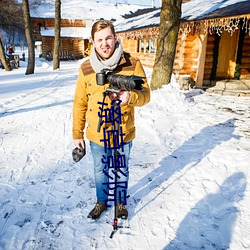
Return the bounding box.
[216,30,239,78]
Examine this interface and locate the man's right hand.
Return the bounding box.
[74,139,85,149]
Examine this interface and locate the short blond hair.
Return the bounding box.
[91,20,116,40]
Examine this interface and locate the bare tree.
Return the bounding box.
[22,0,35,75]
[0,37,11,71]
[151,0,182,90]
[0,0,24,37]
[53,0,61,70]
[0,0,23,71]
[29,0,47,8]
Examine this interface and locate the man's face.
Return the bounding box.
[93,27,117,60]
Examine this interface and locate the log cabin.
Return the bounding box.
[115,0,250,93]
[31,18,92,60]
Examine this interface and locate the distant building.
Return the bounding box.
[31,17,92,60]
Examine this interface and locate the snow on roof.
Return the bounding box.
[40,27,91,39]
[114,0,250,32]
[182,0,250,21]
[30,0,151,20]
[114,8,160,32]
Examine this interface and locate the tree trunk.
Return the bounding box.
[22,0,35,75]
[0,37,11,71]
[151,0,182,90]
[53,0,61,70]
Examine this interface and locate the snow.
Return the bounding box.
[93,0,161,7]
[0,48,250,249]
[114,9,160,32]
[30,0,152,20]
[40,27,92,39]
[115,0,249,32]
[182,0,249,21]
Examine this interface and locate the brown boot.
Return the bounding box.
[116,202,128,219]
[87,202,107,220]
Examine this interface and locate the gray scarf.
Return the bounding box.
[90,41,123,73]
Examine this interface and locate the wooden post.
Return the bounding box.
[144,38,146,54]
[139,39,142,53]
[195,32,207,88]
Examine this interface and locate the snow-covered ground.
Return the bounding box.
[0,50,250,250]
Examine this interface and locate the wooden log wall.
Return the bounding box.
[120,38,156,68]
[120,31,200,78]
[120,39,137,54]
[72,38,87,56]
[183,35,198,79]
[173,34,185,75]
[41,37,86,58]
[134,53,156,68]
[41,37,53,58]
[61,38,74,52]
[173,34,199,80]
[32,18,86,29]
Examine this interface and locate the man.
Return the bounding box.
[72,20,150,220]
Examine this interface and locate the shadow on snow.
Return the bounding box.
[164,172,247,249]
[0,100,73,117]
[129,118,239,212]
[128,118,243,248]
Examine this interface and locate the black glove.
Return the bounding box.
[72,146,86,162]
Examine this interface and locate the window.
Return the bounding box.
[137,38,156,54]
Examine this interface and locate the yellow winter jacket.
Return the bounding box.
[72,52,150,146]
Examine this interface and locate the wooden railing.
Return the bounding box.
[46,51,83,61]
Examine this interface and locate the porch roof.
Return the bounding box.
[40,27,91,39]
[182,0,250,21]
[115,0,250,33]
